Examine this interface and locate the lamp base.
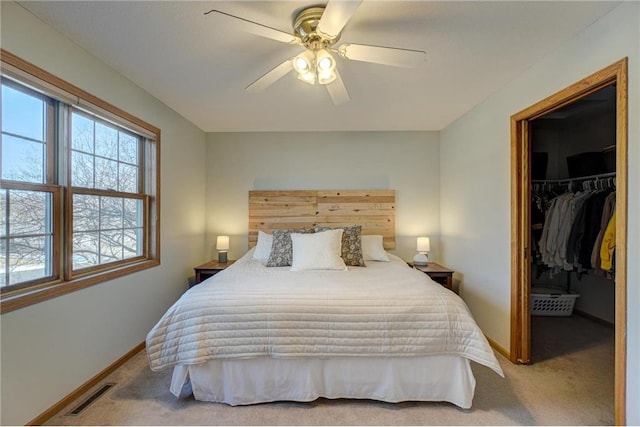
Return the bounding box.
[218,251,228,263]
[413,253,429,266]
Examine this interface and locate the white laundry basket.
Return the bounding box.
[531,287,579,316]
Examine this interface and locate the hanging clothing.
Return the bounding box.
[534,179,615,279]
[539,190,593,274]
[591,192,616,273]
[540,192,574,271]
[565,189,613,270]
[577,189,614,269]
[559,191,592,271]
[600,207,616,271]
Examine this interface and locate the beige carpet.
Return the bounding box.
[45,315,614,426]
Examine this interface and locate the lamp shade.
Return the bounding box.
[216,235,230,251]
[417,237,430,253]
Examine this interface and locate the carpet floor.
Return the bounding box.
[45,314,614,426]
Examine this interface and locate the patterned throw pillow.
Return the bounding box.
[315,225,366,267]
[265,228,314,267]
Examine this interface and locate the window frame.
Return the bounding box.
[1,181,63,291]
[66,109,148,278]
[1,49,160,313]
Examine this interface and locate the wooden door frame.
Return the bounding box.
[510,58,628,425]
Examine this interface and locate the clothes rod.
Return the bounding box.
[531,171,616,183]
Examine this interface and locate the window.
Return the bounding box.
[1,51,160,312]
[1,82,59,290]
[69,111,146,274]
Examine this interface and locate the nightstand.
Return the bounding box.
[193,259,235,285]
[410,262,454,291]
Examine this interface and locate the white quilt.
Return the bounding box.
[146,251,503,377]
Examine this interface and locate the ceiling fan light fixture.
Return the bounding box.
[317,54,334,72]
[211,1,425,104]
[293,50,317,84]
[315,49,337,85]
[318,70,336,85]
[294,56,310,72]
[293,51,314,74]
[297,70,316,85]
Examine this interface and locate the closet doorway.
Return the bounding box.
[510,58,627,425]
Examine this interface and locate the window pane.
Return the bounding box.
[95,157,118,190]
[95,122,118,159]
[72,194,100,232]
[71,151,95,187]
[0,239,6,286]
[71,113,94,153]
[1,135,45,183]
[2,84,45,141]
[72,231,99,270]
[123,229,141,258]
[123,198,142,229]
[100,230,123,263]
[8,190,50,236]
[0,191,6,238]
[119,163,138,193]
[119,133,138,164]
[100,197,123,230]
[7,235,51,285]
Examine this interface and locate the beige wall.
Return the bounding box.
[440,2,639,423]
[205,131,440,263]
[0,3,207,425]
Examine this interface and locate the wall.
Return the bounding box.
[440,2,639,423]
[205,131,440,263]
[0,3,207,425]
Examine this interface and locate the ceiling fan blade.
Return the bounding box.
[245,59,293,93]
[325,69,350,106]
[317,0,363,39]
[205,10,299,44]
[337,43,426,68]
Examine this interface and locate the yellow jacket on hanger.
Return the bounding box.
[600,208,616,271]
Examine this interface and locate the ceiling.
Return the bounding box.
[16,1,620,132]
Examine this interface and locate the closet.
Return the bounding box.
[529,84,616,356]
[511,59,627,423]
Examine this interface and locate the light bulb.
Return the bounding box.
[317,70,336,85]
[294,56,310,72]
[317,56,333,71]
[297,71,316,85]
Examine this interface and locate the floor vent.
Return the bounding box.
[66,383,115,416]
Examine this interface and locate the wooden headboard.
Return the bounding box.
[248,190,395,249]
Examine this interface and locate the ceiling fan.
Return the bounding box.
[205,1,426,105]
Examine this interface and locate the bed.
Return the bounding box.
[146,190,503,408]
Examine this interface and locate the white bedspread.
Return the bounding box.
[146,251,503,377]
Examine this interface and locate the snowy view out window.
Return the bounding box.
[1,52,160,312]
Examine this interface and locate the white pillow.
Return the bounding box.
[361,235,390,261]
[252,230,273,264]
[290,229,347,271]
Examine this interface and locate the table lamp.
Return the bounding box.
[413,237,430,266]
[216,235,229,263]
